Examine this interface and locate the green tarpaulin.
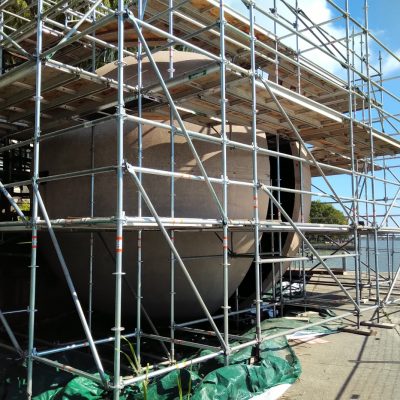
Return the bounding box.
[33,318,310,400]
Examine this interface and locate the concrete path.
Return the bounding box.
[284,306,400,400]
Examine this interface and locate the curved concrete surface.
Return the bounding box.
[39,51,309,322]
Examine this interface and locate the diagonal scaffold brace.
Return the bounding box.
[126,9,227,223]
[261,184,360,312]
[33,186,109,388]
[0,309,23,355]
[259,76,355,225]
[124,161,229,353]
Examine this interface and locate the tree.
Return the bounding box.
[310,200,347,225]
[309,201,348,243]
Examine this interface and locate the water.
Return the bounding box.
[299,236,400,275]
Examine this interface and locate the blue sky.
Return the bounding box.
[225,0,400,225]
[352,1,400,51]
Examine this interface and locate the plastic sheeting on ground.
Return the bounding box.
[32,317,311,400]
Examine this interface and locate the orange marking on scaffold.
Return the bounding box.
[116,236,123,253]
[253,195,258,209]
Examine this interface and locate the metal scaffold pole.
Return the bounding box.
[136,0,144,367]
[27,0,43,397]
[248,0,262,347]
[364,0,381,321]
[113,0,126,397]
[345,0,361,324]
[219,0,231,363]
[168,0,176,364]
[88,2,97,332]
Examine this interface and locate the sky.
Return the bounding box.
[225,0,400,226]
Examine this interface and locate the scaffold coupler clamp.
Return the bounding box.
[350,221,358,230]
[115,7,129,20]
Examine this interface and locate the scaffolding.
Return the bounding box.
[1,0,400,398]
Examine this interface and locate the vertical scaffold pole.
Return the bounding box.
[295,0,306,309]
[378,52,391,284]
[364,165,371,293]
[219,0,230,362]
[270,0,281,310]
[276,134,284,317]
[352,27,363,302]
[295,0,301,93]
[113,0,125,397]
[88,7,97,331]
[273,0,284,318]
[89,127,95,331]
[168,0,176,364]
[136,0,143,366]
[27,0,43,397]
[364,0,380,321]
[249,1,262,346]
[345,0,361,324]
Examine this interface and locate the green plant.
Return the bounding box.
[186,367,192,400]
[121,336,142,375]
[176,367,183,400]
[142,364,150,400]
[19,199,30,212]
[121,337,152,400]
[176,365,193,400]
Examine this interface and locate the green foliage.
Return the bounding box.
[7,0,32,27]
[176,365,193,400]
[142,364,150,400]
[309,200,347,225]
[176,368,183,400]
[121,336,151,399]
[2,1,35,70]
[19,199,30,212]
[121,336,142,376]
[102,0,119,8]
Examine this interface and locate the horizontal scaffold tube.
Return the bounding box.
[2,160,397,211]
[258,253,357,264]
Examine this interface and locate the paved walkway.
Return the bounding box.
[284,306,400,400]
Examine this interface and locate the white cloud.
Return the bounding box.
[225,1,400,83]
[381,49,400,76]
[225,0,347,77]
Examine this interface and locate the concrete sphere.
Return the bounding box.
[39,51,309,323]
